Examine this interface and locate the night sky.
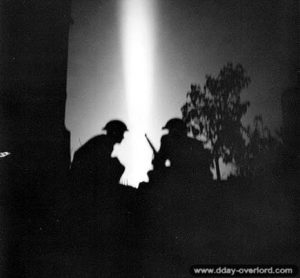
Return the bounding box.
[66,0,298,186]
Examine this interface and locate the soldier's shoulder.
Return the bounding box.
[185,136,201,146]
[160,135,175,146]
[87,135,106,144]
[186,137,209,152]
[75,135,105,155]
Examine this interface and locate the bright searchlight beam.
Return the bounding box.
[120,0,156,186]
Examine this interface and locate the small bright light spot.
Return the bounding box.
[117,0,156,187]
[0,152,10,158]
[165,159,171,167]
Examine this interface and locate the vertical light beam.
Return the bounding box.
[120,0,156,186]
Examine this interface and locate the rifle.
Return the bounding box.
[145,134,157,155]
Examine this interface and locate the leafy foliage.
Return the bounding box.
[181,63,251,180]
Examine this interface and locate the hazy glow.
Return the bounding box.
[118,0,156,186]
[0,152,10,158]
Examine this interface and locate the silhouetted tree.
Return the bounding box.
[182,63,250,180]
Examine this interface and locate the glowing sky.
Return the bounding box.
[119,0,156,185]
[66,0,298,186]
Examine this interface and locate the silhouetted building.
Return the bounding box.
[0,1,71,277]
[0,0,71,205]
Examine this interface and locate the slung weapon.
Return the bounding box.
[145,134,157,155]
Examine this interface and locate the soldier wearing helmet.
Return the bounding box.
[162,118,186,134]
[102,120,128,145]
[149,118,212,183]
[152,118,187,170]
[70,120,128,206]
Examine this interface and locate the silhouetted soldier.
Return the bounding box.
[69,120,140,276]
[70,120,128,216]
[138,119,213,277]
[148,118,212,185]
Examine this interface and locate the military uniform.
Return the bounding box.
[71,135,125,202]
[152,134,212,181]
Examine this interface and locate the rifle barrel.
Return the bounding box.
[145,134,157,154]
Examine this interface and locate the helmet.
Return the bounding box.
[162,118,186,132]
[103,120,128,133]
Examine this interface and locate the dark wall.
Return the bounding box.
[0,2,73,276]
[1,0,71,177]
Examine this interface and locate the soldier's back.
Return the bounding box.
[165,136,211,175]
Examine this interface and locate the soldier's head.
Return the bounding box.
[162,118,186,137]
[103,120,128,144]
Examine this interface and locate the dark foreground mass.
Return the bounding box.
[0,162,298,278]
